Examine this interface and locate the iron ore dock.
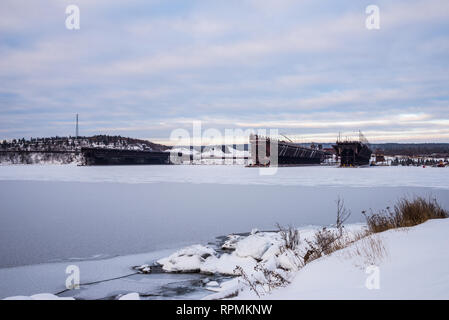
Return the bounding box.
[80,132,373,167]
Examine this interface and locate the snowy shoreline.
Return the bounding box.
[3,218,449,300]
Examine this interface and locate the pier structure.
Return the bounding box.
[333,131,373,166]
[249,134,330,166]
[81,147,170,165]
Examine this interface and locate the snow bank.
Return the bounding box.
[203,278,244,300]
[233,219,449,299]
[4,292,140,300]
[276,250,301,272]
[118,292,140,300]
[3,293,74,300]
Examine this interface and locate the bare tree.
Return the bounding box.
[335,196,351,236]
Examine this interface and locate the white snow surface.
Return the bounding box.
[230,219,449,300]
[0,165,448,189]
[118,292,140,300]
[4,292,140,300]
[3,293,74,300]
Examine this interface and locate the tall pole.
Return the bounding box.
[76,114,79,138]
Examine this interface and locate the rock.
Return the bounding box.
[157,245,217,273]
[222,234,244,250]
[161,255,204,273]
[200,253,257,275]
[134,264,152,273]
[235,235,272,260]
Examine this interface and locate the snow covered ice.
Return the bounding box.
[1,164,448,189]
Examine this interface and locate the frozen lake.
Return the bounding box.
[1,165,449,269]
[1,164,449,189]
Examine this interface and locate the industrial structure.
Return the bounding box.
[333,131,373,166]
[249,134,330,166]
[81,147,170,165]
[75,114,79,138]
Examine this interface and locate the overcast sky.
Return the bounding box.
[1,0,448,144]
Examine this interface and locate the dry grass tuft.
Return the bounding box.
[343,234,388,268]
[364,196,448,233]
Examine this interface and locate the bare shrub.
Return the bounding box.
[363,208,395,233]
[276,223,300,252]
[335,196,351,235]
[234,266,261,297]
[234,264,290,297]
[303,227,356,264]
[397,196,448,223]
[236,195,435,295]
[303,197,355,264]
[304,228,338,262]
[254,264,290,291]
[364,196,448,233]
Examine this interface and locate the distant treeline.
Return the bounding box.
[0,135,169,153]
[0,151,81,165]
[299,142,449,156]
[370,143,449,156]
[0,135,170,164]
[391,157,445,166]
